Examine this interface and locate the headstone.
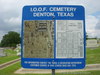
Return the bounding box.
[15,44,21,56]
[0,48,6,57]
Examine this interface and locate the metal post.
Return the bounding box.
[52,69,55,75]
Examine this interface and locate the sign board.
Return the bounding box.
[21,5,86,69]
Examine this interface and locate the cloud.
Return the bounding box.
[0,16,21,31]
[0,31,6,42]
[4,17,21,26]
[95,20,100,30]
[86,15,99,30]
[86,15,100,38]
[0,0,100,41]
[67,0,100,15]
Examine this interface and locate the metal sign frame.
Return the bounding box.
[21,5,86,69]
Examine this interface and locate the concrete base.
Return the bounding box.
[15,64,100,74]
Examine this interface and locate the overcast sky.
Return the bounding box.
[0,0,100,41]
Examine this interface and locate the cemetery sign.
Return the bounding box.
[21,5,86,69]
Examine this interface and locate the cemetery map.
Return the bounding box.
[23,20,84,58]
[23,20,54,58]
[56,20,84,58]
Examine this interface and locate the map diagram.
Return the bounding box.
[56,20,84,58]
[23,20,84,58]
[23,20,54,58]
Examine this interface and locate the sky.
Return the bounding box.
[0,0,100,41]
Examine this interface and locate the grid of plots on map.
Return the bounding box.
[56,20,84,58]
[23,20,54,58]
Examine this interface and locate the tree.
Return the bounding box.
[0,31,20,47]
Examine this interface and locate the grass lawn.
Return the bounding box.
[0,49,20,64]
[0,47,100,75]
[0,55,19,64]
[86,47,100,64]
[0,62,100,75]
[4,49,17,56]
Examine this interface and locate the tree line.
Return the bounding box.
[0,31,20,47]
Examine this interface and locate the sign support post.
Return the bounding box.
[52,69,55,75]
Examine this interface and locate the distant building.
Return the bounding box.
[86,39,99,48]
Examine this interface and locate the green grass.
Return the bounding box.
[0,46,99,65]
[0,47,100,75]
[0,49,19,64]
[0,62,100,75]
[86,47,100,64]
[0,55,19,64]
[4,49,17,56]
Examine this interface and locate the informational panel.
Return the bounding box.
[24,20,54,58]
[21,5,86,69]
[56,20,84,58]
